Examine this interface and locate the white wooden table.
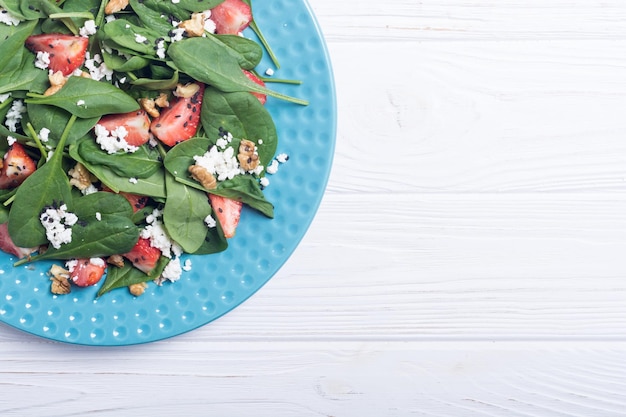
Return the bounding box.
[2,1,626,415]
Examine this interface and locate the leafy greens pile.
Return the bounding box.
[0,0,305,296]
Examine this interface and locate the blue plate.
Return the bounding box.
[0,0,336,345]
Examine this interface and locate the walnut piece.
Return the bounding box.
[105,0,129,14]
[49,264,71,295]
[155,93,170,108]
[106,254,125,268]
[129,282,148,297]
[44,71,67,96]
[175,83,201,99]
[139,98,160,118]
[179,13,206,37]
[237,139,259,171]
[189,164,217,189]
[68,162,97,191]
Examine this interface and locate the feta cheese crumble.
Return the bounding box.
[0,8,21,26]
[193,146,241,182]
[0,93,10,103]
[79,20,97,37]
[4,99,25,132]
[6,136,17,146]
[94,123,139,154]
[134,33,147,44]
[39,127,50,143]
[265,68,274,76]
[204,214,216,228]
[40,204,78,249]
[34,51,51,70]
[83,52,113,81]
[76,99,85,106]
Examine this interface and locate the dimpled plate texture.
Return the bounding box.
[0,0,336,346]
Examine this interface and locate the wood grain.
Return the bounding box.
[2,1,626,416]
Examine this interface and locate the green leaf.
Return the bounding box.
[25,77,140,118]
[76,139,162,179]
[163,172,212,253]
[69,143,167,198]
[101,18,161,57]
[201,87,277,167]
[168,37,308,105]
[27,103,99,147]
[96,258,169,297]
[211,175,273,218]
[211,34,263,70]
[0,19,37,74]
[31,192,140,260]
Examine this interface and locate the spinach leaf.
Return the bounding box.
[101,18,161,57]
[142,0,223,20]
[201,87,277,167]
[0,48,48,95]
[163,172,212,253]
[211,175,273,218]
[96,257,169,297]
[101,48,151,72]
[29,192,140,260]
[168,38,308,105]
[128,0,175,34]
[210,34,263,70]
[25,76,140,118]
[27,103,99,147]
[69,143,168,198]
[131,71,179,90]
[76,139,162,179]
[0,19,37,74]
[192,221,228,255]
[8,138,73,248]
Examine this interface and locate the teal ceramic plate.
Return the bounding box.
[0,0,336,345]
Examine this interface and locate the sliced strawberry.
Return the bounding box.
[97,110,151,147]
[24,33,89,76]
[120,192,149,213]
[122,237,161,275]
[243,70,267,105]
[209,194,242,239]
[68,258,106,287]
[150,84,205,146]
[211,0,252,35]
[0,143,37,189]
[0,223,37,259]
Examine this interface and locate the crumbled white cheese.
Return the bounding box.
[89,257,105,267]
[204,214,216,228]
[79,20,97,37]
[260,177,270,188]
[94,123,139,154]
[141,209,179,259]
[201,10,216,34]
[0,93,10,103]
[193,145,241,182]
[40,204,78,249]
[266,159,279,175]
[105,15,116,23]
[172,0,181,3]
[134,33,147,44]
[95,212,101,221]
[265,68,274,76]
[82,184,98,195]
[76,99,85,106]
[39,127,50,143]
[156,39,166,59]
[161,257,182,281]
[4,99,25,132]
[6,136,16,146]
[34,51,50,70]
[170,27,185,42]
[84,52,113,81]
[276,153,289,163]
[129,177,138,184]
[0,8,21,26]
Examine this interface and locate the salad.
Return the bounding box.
[0,0,305,297]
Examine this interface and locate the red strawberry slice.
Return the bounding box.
[69,258,106,287]
[209,194,242,239]
[0,223,36,259]
[150,84,205,146]
[120,192,149,213]
[211,0,252,35]
[0,142,37,189]
[243,70,267,105]
[97,110,151,147]
[122,237,161,275]
[24,33,89,76]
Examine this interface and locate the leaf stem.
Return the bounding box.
[25,122,49,164]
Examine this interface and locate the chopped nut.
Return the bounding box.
[175,83,200,99]
[179,13,206,37]
[49,264,71,295]
[139,98,160,118]
[129,282,148,297]
[155,93,170,108]
[68,162,97,191]
[189,164,217,189]
[105,0,129,14]
[106,254,125,268]
[44,71,67,96]
[238,139,256,156]
[237,152,259,171]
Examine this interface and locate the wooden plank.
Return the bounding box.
[0,341,625,417]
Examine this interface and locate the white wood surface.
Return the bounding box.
[2,0,626,415]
